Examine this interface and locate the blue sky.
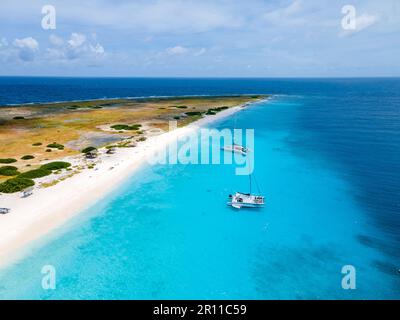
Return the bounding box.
[0,0,399,77]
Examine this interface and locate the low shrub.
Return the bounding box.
[21,155,35,160]
[81,146,97,154]
[0,158,17,164]
[13,116,25,120]
[185,111,203,116]
[138,137,147,142]
[46,149,52,152]
[208,106,229,113]
[32,142,42,146]
[18,168,52,179]
[40,161,71,171]
[170,105,188,109]
[0,166,20,176]
[0,177,34,193]
[47,142,64,150]
[111,124,141,131]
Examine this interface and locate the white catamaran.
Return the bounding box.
[227,168,265,209]
[221,109,249,156]
[221,143,248,156]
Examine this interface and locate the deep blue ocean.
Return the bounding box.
[0,77,399,299]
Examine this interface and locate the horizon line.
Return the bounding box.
[1,75,400,79]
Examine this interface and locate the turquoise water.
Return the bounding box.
[0,92,398,299]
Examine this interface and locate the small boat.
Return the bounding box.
[228,192,265,209]
[227,164,265,209]
[106,147,116,154]
[221,143,248,156]
[221,111,248,156]
[0,208,10,215]
[85,150,98,159]
[21,187,33,198]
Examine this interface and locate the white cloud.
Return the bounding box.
[13,37,39,50]
[68,33,86,47]
[49,34,64,47]
[166,46,189,55]
[89,43,105,55]
[46,33,105,61]
[12,37,39,61]
[166,46,207,57]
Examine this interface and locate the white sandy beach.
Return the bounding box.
[0,103,249,267]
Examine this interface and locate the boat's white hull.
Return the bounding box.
[221,145,248,156]
[227,201,264,209]
[227,192,265,209]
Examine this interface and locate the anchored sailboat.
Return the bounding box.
[221,108,249,156]
[227,173,265,209]
[227,143,265,209]
[221,143,248,155]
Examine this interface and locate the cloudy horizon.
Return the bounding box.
[0,0,399,77]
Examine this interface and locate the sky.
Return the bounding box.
[0,0,399,77]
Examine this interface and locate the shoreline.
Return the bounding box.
[0,99,262,268]
[0,93,266,107]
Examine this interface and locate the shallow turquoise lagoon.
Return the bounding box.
[0,95,398,299]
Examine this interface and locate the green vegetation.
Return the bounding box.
[0,158,17,164]
[210,106,229,112]
[0,177,35,193]
[46,142,64,150]
[32,142,42,146]
[138,137,147,142]
[40,161,71,171]
[81,146,97,154]
[205,106,229,115]
[67,104,103,110]
[21,155,35,160]
[46,149,52,152]
[170,105,188,109]
[185,111,203,116]
[18,168,52,179]
[111,124,142,131]
[13,116,25,120]
[66,105,80,110]
[0,166,20,176]
[174,116,180,120]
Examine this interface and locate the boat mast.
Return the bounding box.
[249,173,252,194]
[233,111,237,145]
[247,149,252,194]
